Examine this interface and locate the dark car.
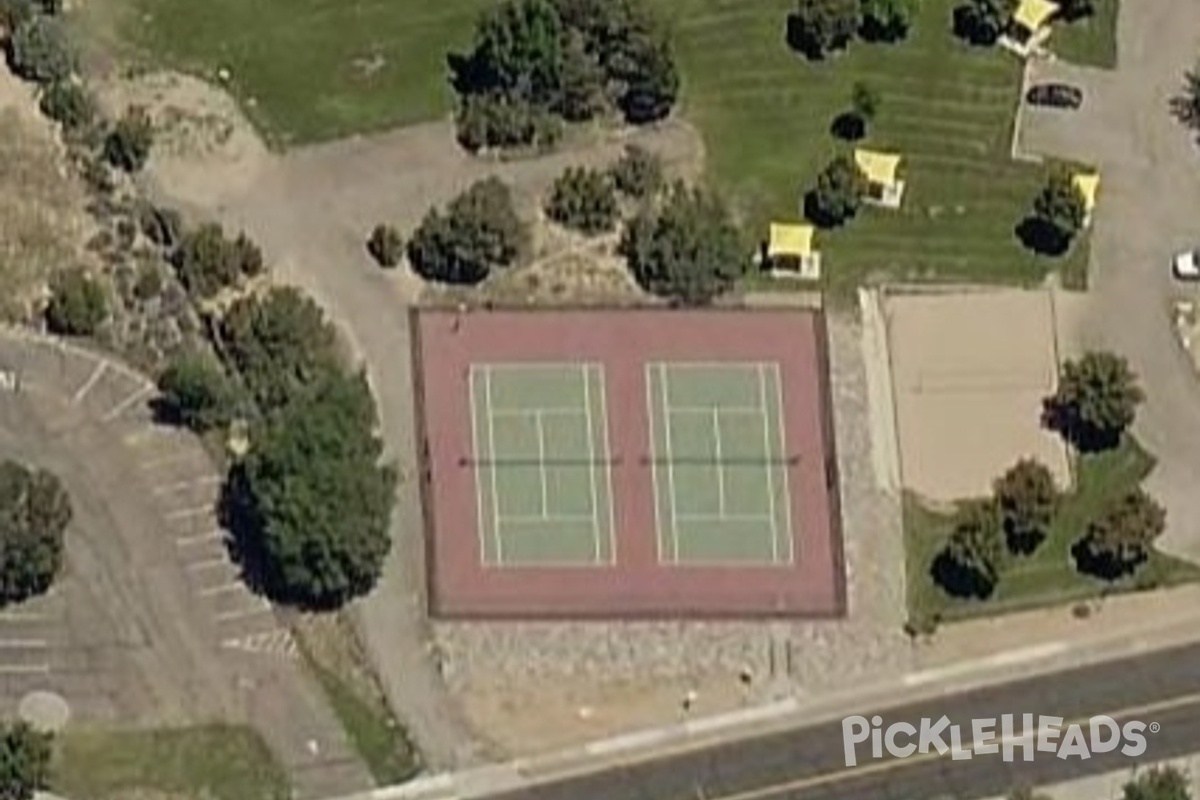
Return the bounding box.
[1025,83,1084,109]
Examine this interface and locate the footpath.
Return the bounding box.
[329,583,1200,800]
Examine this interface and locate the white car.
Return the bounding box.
[1173,249,1200,280]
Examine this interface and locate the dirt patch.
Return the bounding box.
[0,67,94,319]
[93,71,270,209]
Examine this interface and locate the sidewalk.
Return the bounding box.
[988,754,1200,800]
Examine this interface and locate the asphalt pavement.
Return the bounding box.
[494,640,1200,800]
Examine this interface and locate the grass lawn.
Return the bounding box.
[905,438,1200,627]
[663,0,1089,295]
[111,0,493,146]
[1052,0,1120,69]
[300,641,422,786]
[53,724,291,800]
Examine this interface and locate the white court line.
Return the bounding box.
[176,529,224,547]
[670,405,762,415]
[757,364,780,564]
[468,367,488,566]
[153,475,222,495]
[711,407,727,515]
[497,514,595,523]
[535,410,549,517]
[491,407,587,417]
[771,362,795,565]
[71,360,107,404]
[103,384,153,421]
[0,664,49,675]
[595,365,617,565]
[186,558,229,572]
[580,365,601,563]
[645,365,664,564]
[199,582,243,598]
[165,505,212,521]
[676,513,771,522]
[659,365,682,564]
[482,366,505,565]
[215,597,271,621]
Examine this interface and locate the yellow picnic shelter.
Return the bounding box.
[764,222,820,280]
[854,149,906,208]
[1073,172,1100,226]
[1001,0,1059,55]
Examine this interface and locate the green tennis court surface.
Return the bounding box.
[646,363,794,565]
[469,364,615,566]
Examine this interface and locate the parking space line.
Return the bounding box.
[0,639,47,648]
[0,664,50,674]
[199,582,243,598]
[0,610,45,622]
[176,529,224,547]
[71,361,107,404]
[138,451,201,469]
[103,385,153,421]
[186,558,229,573]
[165,505,213,521]
[153,475,222,495]
[215,598,272,621]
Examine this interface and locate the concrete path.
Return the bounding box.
[1019,2,1200,557]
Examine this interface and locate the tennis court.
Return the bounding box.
[646,363,794,566]
[468,363,615,567]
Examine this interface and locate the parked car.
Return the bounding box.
[1173,248,1200,280]
[1025,83,1084,109]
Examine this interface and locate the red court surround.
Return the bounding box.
[411,307,846,618]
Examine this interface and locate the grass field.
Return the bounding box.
[904,438,1200,627]
[1053,0,1121,69]
[53,725,291,800]
[107,0,1090,288]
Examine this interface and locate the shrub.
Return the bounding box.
[137,203,183,251]
[103,106,154,173]
[609,144,664,199]
[545,166,619,234]
[1043,351,1144,453]
[860,0,916,42]
[455,93,561,152]
[367,224,404,267]
[133,262,163,301]
[806,155,868,227]
[0,721,52,800]
[7,15,74,83]
[44,267,107,336]
[173,224,264,297]
[787,0,861,59]
[0,0,34,33]
[37,80,94,133]
[407,177,526,284]
[157,352,237,433]
[0,461,70,606]
[1073,488,1165,580]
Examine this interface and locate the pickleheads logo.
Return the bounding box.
[842,714,1157,766]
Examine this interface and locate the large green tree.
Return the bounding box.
[464,0,565,105]
[1044,351,1144,452]
[1025,168,1088,255]
[807,155,868,227]
[620,181,746,305]
[407,177,526,284]
[157,352,238,433]
[952,0,1017,45]
[0,721,52,800]
[933,500,1004,598]
[1076,488,1165,580]
[993,459,1057,555]
[0,461,70,607]
[218,287,342,414]
[788,0,861,59]
[232,372,395,608]
[860,0,916,42]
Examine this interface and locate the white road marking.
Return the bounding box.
[199,582,243,597]
[138,451,202,469]
[71,361,108,404]
[165,505,213,521]
[176,529,225,547]
[186,558,229,573]
[0,664,50,675]
[0,639,46,648]
[215,598,272,621]
[153,475,222,495]
[103,385,153,421]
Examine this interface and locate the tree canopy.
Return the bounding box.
[452,0,678,149]
[0,461,70,607]
[103,106,154,173]
[993,458,1057,556]
[1075,488,1165,580]
[545,166,619,234]
[933,500,1005,599]
[407,177,526,284]
[6,15,74,83]
[619,181,746,304]
[157,351,238,433]
[232,371,395,608]
[609,144,664,199]
[1044,351,1144,452]
[173,223,265,298]
[807,155,868,227]
[0,721,52,800]
[952,0,1018,45]
[860,0,916,42]
[1024,168,1088,255]
[787,0,860,59]
[1123,766,1192,800]
[218,287,342,415]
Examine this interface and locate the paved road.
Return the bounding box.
[1021,0,1200,557]
[493,641,1200,800]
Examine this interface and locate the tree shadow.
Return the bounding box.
[1016,216,1072,256]
[446,51,482,96]
[1041,396,1122,453]
[830,111,866,141]
[802,189,854,229]
[1071,535,1145,581]
[1004,525,1046,557]
[951,4,1000,46]
[930,549,996,600]
[217,466,276,601]
[784,13,842,60]
[859,17,906,43]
